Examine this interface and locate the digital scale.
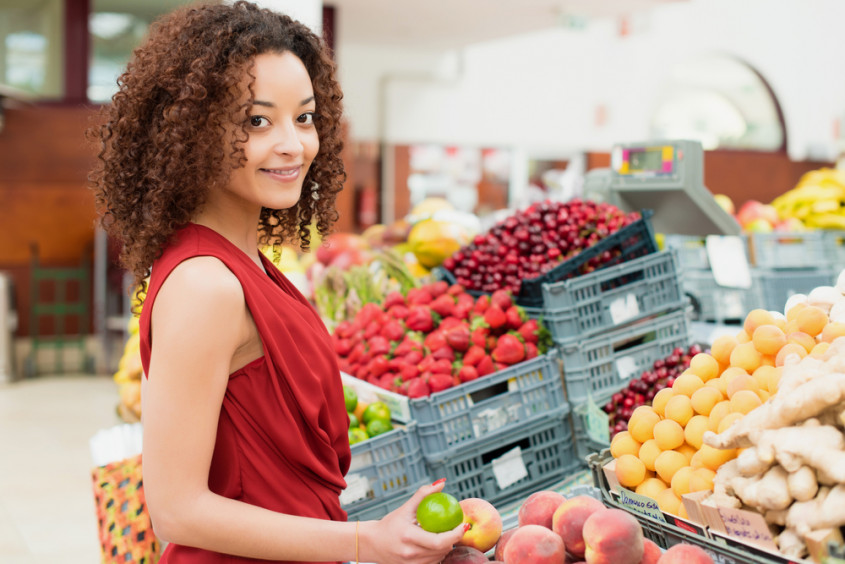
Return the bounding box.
[583,140,740,236]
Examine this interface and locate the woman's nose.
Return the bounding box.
[272,123,304,156]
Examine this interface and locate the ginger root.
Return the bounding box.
[787,466,819,502]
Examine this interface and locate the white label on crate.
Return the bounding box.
[339,473,371,505]
[705,236,752,289]
[616,355,638,381]
[348,451,374,473]
[492,446,528,490]
[617,488,667,523]
[472,407,510,437]
[585,396,610,445]
[609,293,640,325]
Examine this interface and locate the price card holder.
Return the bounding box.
[705,235,752,289]
[616,488,667,523]
[584,396,610,445]
[716,506,777,552]
[616,355,637,381]
[609,293,640,325]
[492,446,528,490]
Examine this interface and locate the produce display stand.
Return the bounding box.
[749,231,829,269]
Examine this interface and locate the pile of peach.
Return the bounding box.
[609,303,842,516]
[442,490,714,564]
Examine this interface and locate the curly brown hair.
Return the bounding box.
[89,1,345,300]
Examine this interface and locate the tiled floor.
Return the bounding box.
[0,374,119,563]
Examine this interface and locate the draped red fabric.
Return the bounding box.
[140,223,351,563]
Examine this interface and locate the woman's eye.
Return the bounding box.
[249,116,269,127]
[297,112,315,125]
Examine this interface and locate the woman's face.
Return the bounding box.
[222,51,320,213]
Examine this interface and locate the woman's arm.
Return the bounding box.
[141,257,463,563]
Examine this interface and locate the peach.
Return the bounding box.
[656,543,714,563]
[517,490,566,530]
[493,528,515,562]
[503,524,566,564]
[551,495,605,559]
[639,538,662,564]
[582,508,644,564]
[442,545,489,564]
[458,497,503,553]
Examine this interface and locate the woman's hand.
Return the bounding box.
[360,480,466,564]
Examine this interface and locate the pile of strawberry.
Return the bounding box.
[332,281,553,398]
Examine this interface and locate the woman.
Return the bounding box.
[90,3,464,563]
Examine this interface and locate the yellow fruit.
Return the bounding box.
[654,450,688,483]
[786,302,807,322]
[796,306,827,337]
[689,353,720,382]
[736,330,751,344]
[672,371,704,397]
[751,365,778,391]
[671,466,695,497]
[689,467,716,492]
[615,454,647,488]
[718,412,745,433]
[776,343,807,366]
[811,341,832,357]
[653,419,685,451]
[710,335,737,366]
[726,373,758,399]
[636,477,669,500]
[787,331,816,354]
[610,431,642,459]
[730,342,762,372]
[822,322,845,344]
[407,219,466,269]
[651,388,675,417]
[638,439,663,472]
[698,444,737,471]
[752,324,787,355]
[655,488,682,515]
[664,395,694,427]
[683,415,709,450]
[707,401,732,432]
[730,390,762,415]
[690,386,722,416]
[744,309,775,336]
[677,442,697,464]
[629,409,660,444]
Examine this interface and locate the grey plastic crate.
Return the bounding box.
[752,268,836,313]
[571,403,610,465]
[559,309,690,407]
[424,405,581,508]
[409,350,566,464]
[823,230,845,272]
[682,269,762,323]
[750,231,828,269]
[341,422,428,516]
[663,234,750,271]
[538,250,685,346]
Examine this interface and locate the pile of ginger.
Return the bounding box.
[703,333,845,559]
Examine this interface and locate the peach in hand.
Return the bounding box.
[457,497,503,553]
[582,508,644,564]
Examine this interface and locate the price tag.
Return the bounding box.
[584,396,610,445]
[617,488,667,523]
[717,506,777,551]
[339,473,371,505]
[492,446,528,490]
[609,293,640,325]
[705,236,752,289]
[616,355,637,381]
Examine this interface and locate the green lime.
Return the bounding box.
[348,412,359,429]
[416,492,463,533]
[362,401,391,425]
[343,386,358,413]
[348,427,369,445]
[365,418,393,437]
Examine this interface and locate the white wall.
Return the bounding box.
[337,0,845,161]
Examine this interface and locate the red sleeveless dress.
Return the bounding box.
[140,223,351,564]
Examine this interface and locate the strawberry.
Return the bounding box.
[458,365,479,383]
[403,350,424,366]
[462,345,485,366]
[505,306,524,330]
[476,355,496,377]
[348,342,366,364]
[406,288,433,306]
[418,356,436,374]
[438,317,462,332]
[526,342,539,360]
[333,338,352,356]
[377,373,394,390]
[334,320,354,339]
[367,336,391,357]
[432,347,455,362]
[356,303,384,327]
[383,290,406,310]
[471,327,489,349]
[406,307,435,333]
[454,302,473,320]
[407,377,431,398]
[484,304,507,331]
[491,289,513,311]
[424,330,447,352]
[446,284,465,296]
[364,320,381,339]
[428,372,454,394]
[472,295,490,316]
[517,319,541,344]
[428,280,449,298]
[456,292,475,309]
[430,294,456,318]
[431,359,453,375]
[392,338,414,357]
[444,324,470,352]
[400,363,420,381]
[387,358,404,372]
[380,320,405,342]
[387,304,410,320]
[368,355,390,377]
[492,334,526,365]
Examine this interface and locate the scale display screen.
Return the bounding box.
[615,145,675,176]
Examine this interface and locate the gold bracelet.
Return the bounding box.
[355,520,359,564]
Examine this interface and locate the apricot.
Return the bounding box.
[615,454,647,489]
[690,386,722,416]
[698,444,737,471]
[729,390,762,415]
[654,450,688,484]
[796,305,827,337]
[677,503,689,520]
[707,400,732,432]
[638,439,662,472]
[635,477,668,500]
[629,410,660,444]
[718,412,744,433]
[688,353,720,382]
[664,394,694,427]
[651,388,675,417]
[670,465,694,497]
[775,343,807,366]
[653,419,685,451]
[677,443,697,464]
[751,324,786,355]
[756,389,771,403]
[729,342,762,372]
[751,365,777,390]
[610,431,642,459]
[735,330,751,344]
[683,415,709,450]
[787,331,816,353]
[822,322,845,344]
[627,406,658,433]
[726,373,758,399]
[655,488,682,515]
[811,341,831,357]
[744,309,775,336]
[710,335,737,366]
[671,371,704,397]
[688,467,716,493]
[786,301,807,322]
